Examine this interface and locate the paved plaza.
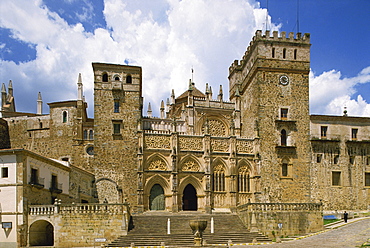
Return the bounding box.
[235,217,370,248]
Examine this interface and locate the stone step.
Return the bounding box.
[107,212,271,247]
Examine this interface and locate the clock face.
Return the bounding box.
[279,75,289,86]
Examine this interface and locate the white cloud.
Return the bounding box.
[310,67,370,117]
[0,0,296,117]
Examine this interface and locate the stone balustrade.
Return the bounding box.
[237,202,322,212]
[29,203,130,215]
[29,205,56,215]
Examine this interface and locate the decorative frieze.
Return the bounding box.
[145,135,171,149]
[211,138,229,152]
[236,140,254,153]
[179,137,203,151]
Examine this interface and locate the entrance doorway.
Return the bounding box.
[149,184,165,210]
[182,184,197,211]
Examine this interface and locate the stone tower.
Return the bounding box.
[93,63,143,205]
[229,30,311,203]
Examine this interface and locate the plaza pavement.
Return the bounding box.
[233,217,370,248]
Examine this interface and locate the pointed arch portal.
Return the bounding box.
[150,184,165,210]
[182,184,197,211]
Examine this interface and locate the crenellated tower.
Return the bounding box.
[229,30,311,203]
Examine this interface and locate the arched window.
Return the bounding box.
[283,48,286,59]
[281,129,287,146]
[126,75,132,84]
[83,130,88,140]
[102,73,108,82]
[89,130,93,140]
[213,164,225,192]
[238,166,250,192]
[282,162,288,177]
[294,49,297,60]
[39,122,43,129]
[272,47,275,58]
[114,76,120,81]
[62,111,67,123]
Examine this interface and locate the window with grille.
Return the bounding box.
[321,126,327,138]
[213,165,225,192]
[238,166,250,193]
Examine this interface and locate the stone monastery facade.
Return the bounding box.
[1,30,370,213]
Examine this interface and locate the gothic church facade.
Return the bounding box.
[1,30,370,213]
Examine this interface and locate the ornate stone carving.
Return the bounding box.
[148,159,167,171]
[208,119,227,136]
[179,137,203,151]
[211,139,229,152]
[145,135,171,149]
[236,140,253,153]
[213,164,225,173]
[181,160,199,172]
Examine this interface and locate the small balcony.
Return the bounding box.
[50,182,63,194]
[29,177,45,189]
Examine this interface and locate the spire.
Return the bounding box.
[1,83,6,111]
[77,73,83,101]
[8,80,13,97]
[37,92,43,115]
[188,79,193,91]
[217,85,223,101]
[1,83,6,93]
[160,100,165,119]
[171,89,175,105]
[147,102,152,117]
[209,86,213,99]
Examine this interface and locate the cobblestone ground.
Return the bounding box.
[235,218,370,248]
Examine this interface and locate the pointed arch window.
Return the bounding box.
[83,130,88,140]
[238,166,250,192]
[281,129,287,146]
[89,130,94,140]
[213,164,225,192]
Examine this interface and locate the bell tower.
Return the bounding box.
[229,30,311,203]
[93,63,143,205]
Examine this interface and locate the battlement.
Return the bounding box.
[229,30,311,78]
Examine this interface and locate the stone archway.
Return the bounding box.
[149,184,165,210]
[182,184,197,211]
[29,220,54,246]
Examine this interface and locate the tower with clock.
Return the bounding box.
[228,30,312,203]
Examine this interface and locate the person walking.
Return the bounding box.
[344,211,348,223]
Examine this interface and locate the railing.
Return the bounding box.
[29,205,56,215]
[59,203,128,214]
[49,183,63,193]
[29,203,130,216]
[29,177,45,188]
[237,202,322,212]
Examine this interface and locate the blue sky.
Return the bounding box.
[1,0,369,117]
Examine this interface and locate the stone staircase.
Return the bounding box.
[107,212,270,247]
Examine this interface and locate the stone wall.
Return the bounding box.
[0,118,10,148]
[237,203,323,238]
[28,203,130,247]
